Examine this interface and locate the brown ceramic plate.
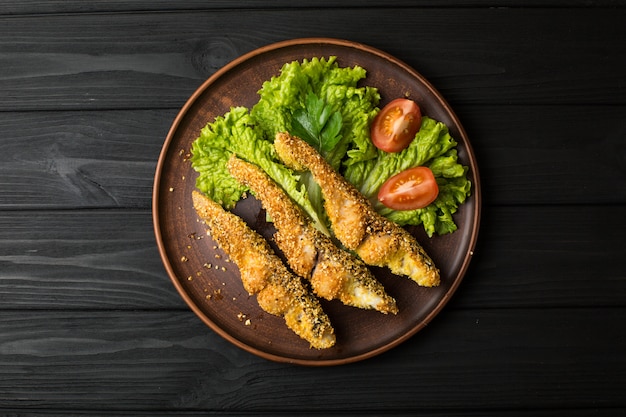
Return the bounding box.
[153,38,480,366]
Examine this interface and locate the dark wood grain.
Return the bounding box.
[0,412,620,417]
[0,309,623,412]
[1,1,624,415]
[0,110,170,209]
[0,8,624,111]
[0,206,623,311]
[461,104,626,206]
[1,1,623,15]
[455,205,626,309]
[1,105,625,209]
[0,210,183,309]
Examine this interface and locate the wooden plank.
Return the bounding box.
[0,205,624,310]
[0,308,623,411]
[0,8,624,111]
[0,409,622,416]
[453,204,626,309]
[0,110,171,209]
[459,104,626,206]
[1,1,623,15]
[1,104,624,210]
[0,210,184,309]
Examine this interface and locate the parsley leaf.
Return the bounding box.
[291,92,343,154]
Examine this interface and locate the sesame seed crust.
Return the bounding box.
[228,156,397,314]
[192,191,335,349]
[274,132,440,288]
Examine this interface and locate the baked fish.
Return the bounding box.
[192,190,336,349]
[228,155,397,314]
[273,132,440,287]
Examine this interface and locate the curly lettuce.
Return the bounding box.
[344,116,471,236]
[190,56,471,237]
[251,56,380,171]
[190,106,330,234]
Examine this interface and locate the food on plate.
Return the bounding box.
[344,116,471,237]
[185,56,471,346]
[274,132,440,287]
[227,155,398,314]
[191,57,471,238]
[378,166,439,210]
[191,106,331,236]
[370,98,422,153]
[192,190,336,349]
[250,57,380,172]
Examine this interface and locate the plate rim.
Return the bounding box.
[153,37,481,366]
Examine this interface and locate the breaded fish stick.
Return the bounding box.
[192,191,336,349]
[273,132,440,287]
[228,156,398,314]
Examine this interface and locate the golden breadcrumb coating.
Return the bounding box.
[273,132,440,287]
[228,156,397,314]
[192,191,335,349]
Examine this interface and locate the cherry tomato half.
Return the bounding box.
[378,166,439,210]
[371,98,422,152]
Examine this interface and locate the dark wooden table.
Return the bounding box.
[1,1,625,415]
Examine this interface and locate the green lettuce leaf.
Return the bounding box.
[291,91,343,153]
[191,57,471,238]
[345,117,456,197]
[190,106,329,234]
[346,117,470,237]
[251,56,380,171]
[245,56,380,232]
[376,175,471,236]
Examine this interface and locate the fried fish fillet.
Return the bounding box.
[228,155,398,314]
[192,191,336,349]
[273,132,440,287]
